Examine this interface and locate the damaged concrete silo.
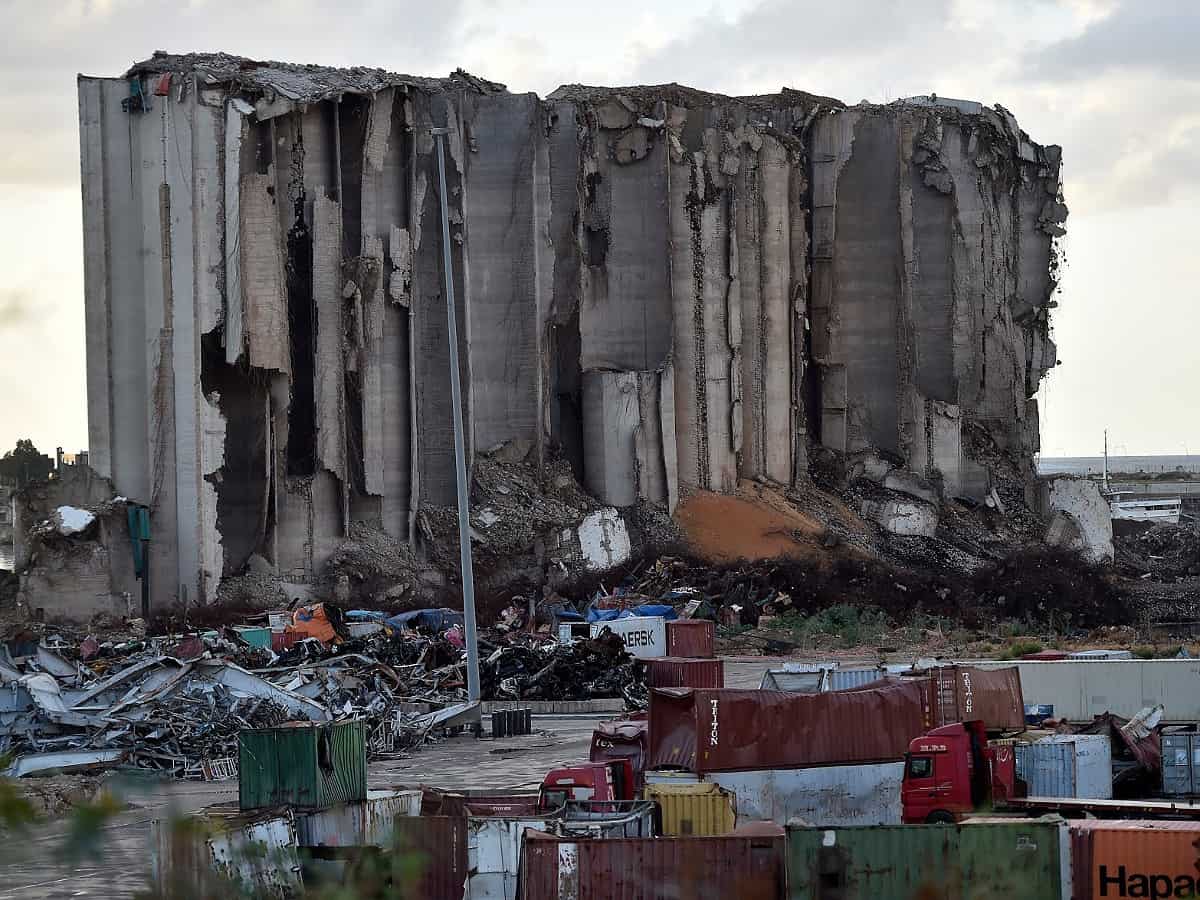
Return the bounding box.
[75,54,1066,607]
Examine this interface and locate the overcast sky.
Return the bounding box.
[2,0,1195,459]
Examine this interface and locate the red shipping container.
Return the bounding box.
[271,631,300,653]
[519,826,785,900]
[644,657,724,689]
[391,816,467,900]
[666,620,715,658]
[649,679,932,773]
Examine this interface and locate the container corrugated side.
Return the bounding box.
[519,829,786,900]
[708,762,904,827]
[665,620,714,658]
[1162,733,1200,796]
[787,820,1068,899]
[972,659,1200,722]
[649,680,930,773]
[295,789,421,848]
[643,657,724,689]
[320,721,368,805]
[826,667,887,691]
[644,782,736,836]
[1017,736,1112,800]
[392,815,467,900]
[1070,820,1200,900]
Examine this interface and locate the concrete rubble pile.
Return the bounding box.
[66,51,1068,619]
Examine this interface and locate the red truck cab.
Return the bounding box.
[538,759,635,811]
[901,721,1018,823]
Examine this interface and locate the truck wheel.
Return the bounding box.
[925,811,955,825]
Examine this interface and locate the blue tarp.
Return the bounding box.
[585,603,677,623]
[385,608,464,632]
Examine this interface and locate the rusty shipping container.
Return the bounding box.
[392,816,467,900]
[666,620,715,658]
[1070,819,1200,900]
[643,657,724,689]
[649,680,931,773]
[927,665,1025,731]
[519,826,786,900]
[644,782,737,836]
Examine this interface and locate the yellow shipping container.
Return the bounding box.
[645,782,737,836]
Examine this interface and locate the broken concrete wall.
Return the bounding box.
[1039,476,1114,564]
[78,55,1065,615]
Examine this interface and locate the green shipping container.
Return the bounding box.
[238,721,367,811]
[787,818,1070,900]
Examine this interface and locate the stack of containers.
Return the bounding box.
[642,619,723,689]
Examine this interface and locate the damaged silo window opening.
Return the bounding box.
[286,185,317,479]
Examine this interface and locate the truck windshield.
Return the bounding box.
[907,756,933,779]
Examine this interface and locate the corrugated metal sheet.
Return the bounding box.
[666,620,715,658]
[826,667,887,691]
[649,681,931,773]
[1016,735,1112,800]
[1070,820,1200,900]
[760,668,827,692]
[708,763,904,827]
[392,815,467,900]
[239,721,367,810]
[643,657,724,689]
[1162,733,1200,796]
[645,782,736,836]
[295,789,421,848]
[469,815,549,900]
[973,659,1200,722]
[520,829,787,900]
[787,820,1068,899]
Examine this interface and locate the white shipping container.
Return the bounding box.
[1015,735,1112,800]
[590,616,667,659]
[645,762,903,827]
[295,789,421,848]
[973,659,1200,722]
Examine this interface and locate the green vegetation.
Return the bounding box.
[780,603,891,649]
[999,640,1043,660]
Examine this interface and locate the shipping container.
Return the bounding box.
[645,782,737,836]
[152,806,303,898]
[519,827,787,900]
[1016,735,1113,799]
[1162,733,1200,796]
[928,665,1026,731]
[646,762,903,827]
[392,815,468,900]
[973,659,1200,722]
[466,801,655,900]
[649,681,930,773]
[1070,819,1200,900]
[590,616,667,659]
[787,819,1070,899]
[715,762,904,827]
[826,666,888,691]
[294,789,421,848]
[643,657,724,689]
[760,666,829,692]
[238,721,368,810]
[666,619,715,658]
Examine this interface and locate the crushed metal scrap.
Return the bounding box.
[0,602,645,779]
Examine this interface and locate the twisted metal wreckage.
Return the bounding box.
[1,610,642,778]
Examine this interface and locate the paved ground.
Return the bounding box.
[0,656,790,898]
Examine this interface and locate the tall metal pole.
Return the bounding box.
[432,127,481,705]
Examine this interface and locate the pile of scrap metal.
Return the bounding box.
[0,602,646,779]
[481,630,646,707]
